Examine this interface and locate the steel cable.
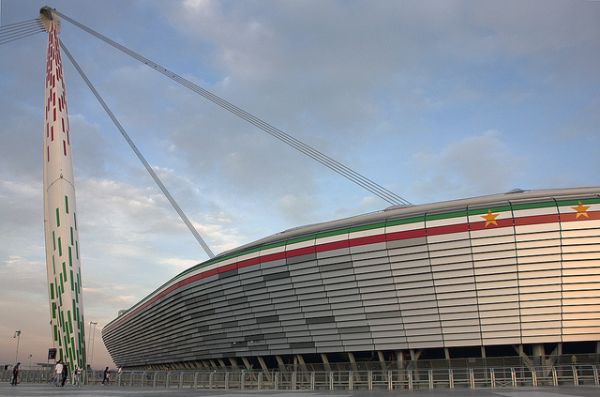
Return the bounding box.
[0,19,44,46]
[54,9,411,206]
[60,39,216,259]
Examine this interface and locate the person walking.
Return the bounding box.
[73,365,82,387]
[10,362,20,386]
[53,360,63,387]
[102,366,110,385]
[61,364,69,387]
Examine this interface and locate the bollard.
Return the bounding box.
[572,365,579,386]
[141,371,146,387]
[469,368,475,389]
[291,371,297,390]
[209,371,214,389]
[240,370,245,390]
[490,368,495,388]
[258,371,262,390]
[311,372,315,390]
[225,371,230,390]
[274,371,279,390]
[179,371,184,389]
[551,367,558,386]
[153,371,157,388]
[429,369,434,389]
[165,372,170,389]
[368,370,373,390]
[349,371,353,391]
[593,365,599,386]
[511,368,516,387]
[408,370,413,391]
[193,372,198,389]
[329,371,334,391]
[388,370,393,391]
[532,369,537,387]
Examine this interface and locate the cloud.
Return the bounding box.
[412,130,524,201]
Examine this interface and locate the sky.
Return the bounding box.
[0,0,599,369]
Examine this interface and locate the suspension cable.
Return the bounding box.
[60,39,215,259]
[54,9,411,206]
[0,18,43,46]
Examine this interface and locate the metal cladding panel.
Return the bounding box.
[102,189,600,367]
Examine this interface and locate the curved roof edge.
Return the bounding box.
[221,186,600,256]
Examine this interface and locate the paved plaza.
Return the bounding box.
[1,385,599,397]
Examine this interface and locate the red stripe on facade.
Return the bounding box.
[469,218,514,231]
[515,213,560,226]
[63,141,67,156]
[104,209,600,332]
[236,256,261,270]
[386,228,426,241]
[259,251,287,264]
[426,223,469,236]
[286,245,316,257]
[316,239,350,252]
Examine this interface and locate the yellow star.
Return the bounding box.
[481,209,499,227]
[572,200,590,219]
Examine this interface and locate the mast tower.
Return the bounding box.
[40,6,85,372]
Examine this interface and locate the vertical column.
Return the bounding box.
[40,7,85,374]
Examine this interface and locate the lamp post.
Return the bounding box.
[88,322,97,369]
[13,330,21,363]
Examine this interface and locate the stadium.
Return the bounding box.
[103,187,600,371]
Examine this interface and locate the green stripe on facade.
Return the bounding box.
[467,204,512,215]
[64,195,69,214]
[386,215,425,227]
[52,255,56,274]
[347,221,385,233]
[50,283,55,299]
[556,197,600,206]
[56,207,60,227]
[53,325,58,341]
[68,247,72,267]
[62,262,67,281]
[52,231,56,250]
[58,237,62,257]
[52,302,56,319]
[426,210,467,221]
[70,227,73,245]
[75,241,79,259]
[70,270,74,291]
[73,212,77,230]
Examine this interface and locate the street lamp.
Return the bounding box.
[87,322,97,369]
[13,330,21,363]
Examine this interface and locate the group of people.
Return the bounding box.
[53,360,82,387]
[8,361,112,387]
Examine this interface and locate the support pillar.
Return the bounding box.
[321,353,332,372]
[275,355,286,372]
[348,352,359,373]
[229,358,239,369]
[444,348,450,360]
[241,357,252,370]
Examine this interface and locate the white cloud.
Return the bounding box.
[412,130,524,201]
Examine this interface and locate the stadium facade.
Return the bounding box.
[103,187,600,370]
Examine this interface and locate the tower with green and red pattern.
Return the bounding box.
[40,7,85,372]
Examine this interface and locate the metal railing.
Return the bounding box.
[1,364,598,390]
